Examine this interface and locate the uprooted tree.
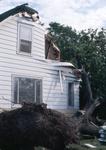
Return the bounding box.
[78,97,106,138]
[73,66,106,137]
[0,103,79,150]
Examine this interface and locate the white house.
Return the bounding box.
[0,4,80,110]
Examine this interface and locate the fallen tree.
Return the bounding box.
[79,68,93,110]
[76,68,106,137]
[78,99,100,137]
[0,103,79,150]
[79,98,106,138]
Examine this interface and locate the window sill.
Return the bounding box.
[16,51,32,57]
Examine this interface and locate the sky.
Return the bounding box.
[0,0,106,30]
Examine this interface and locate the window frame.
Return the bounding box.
[12,75,42,105]
[68,82,74,107]
[17,23,33,56]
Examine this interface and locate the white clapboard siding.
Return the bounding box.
[0,54,60,73]
[0,64,58,77]
[0,73,75,84]
[0,26,17,34]
[33,33,44,42]
[0,34,17,42]
[0,56,75,78]
[0,43,17,51]
[0,38,16,46]
[0,30,17,38]
[0,48,44,59]
[2,23,17,30]
[0,15,79,110]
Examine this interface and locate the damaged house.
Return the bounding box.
[0,4,80,110]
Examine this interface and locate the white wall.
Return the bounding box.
[0,15,79,110]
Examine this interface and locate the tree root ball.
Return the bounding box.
[0,103,79,150]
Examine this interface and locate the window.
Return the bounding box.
[14,77,42,104]
[68,83,74,107]
[18,23,32,54]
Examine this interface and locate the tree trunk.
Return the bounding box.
[80,68,93,109]
[79,67,106,136]
[78,67,106,137]
[79,98,105,137]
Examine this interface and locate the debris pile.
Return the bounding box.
[0,103,79,150]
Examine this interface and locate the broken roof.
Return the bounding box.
[0,3,38,22]
[45,34,60,53]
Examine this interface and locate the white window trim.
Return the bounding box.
[17,17,45,32]
[11,74,43,107]
[17,23,33,56]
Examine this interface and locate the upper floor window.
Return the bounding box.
[18,23,32,54]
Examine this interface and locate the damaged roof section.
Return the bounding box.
[45,34,81,78]
[45,34,60,61]
[0,3,38,22]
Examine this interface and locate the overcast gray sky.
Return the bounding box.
[0,0,106,30]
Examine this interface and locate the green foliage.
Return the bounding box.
[48,22,79,64]
[48,23,106,99]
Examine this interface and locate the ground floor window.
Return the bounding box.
[68,83,74,107]
[14,77,42,104]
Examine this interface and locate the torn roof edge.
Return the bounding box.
[0,3,38,22]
